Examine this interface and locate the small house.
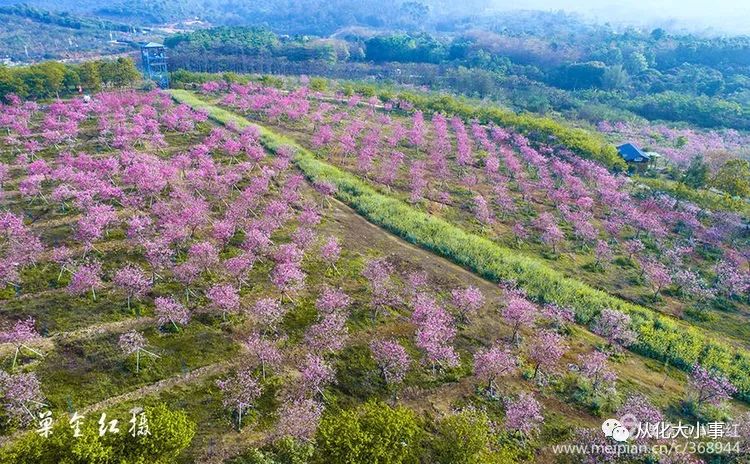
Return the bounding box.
[616,143,651,163]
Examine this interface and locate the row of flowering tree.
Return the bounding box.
[212,81,750,318]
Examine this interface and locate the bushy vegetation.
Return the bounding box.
[0,58,141,100]
[161,13,750,134]
[0,405,196,464]
[315,401,423,463]
[0,4,136,32]
[165,27,343,63]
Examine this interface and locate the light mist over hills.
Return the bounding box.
[482,0,750,35]
[0,0,747,35]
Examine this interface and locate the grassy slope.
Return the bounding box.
[3,90,741,462]
[0,95,566,461]
[215,90,750,349]
[169,89,750,401]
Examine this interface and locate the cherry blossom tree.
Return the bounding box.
[473,195,493,225]
[51,245,74,282]
[540,303,576,330]
[642,260,673,297]
[67,262,103,300]
[624,239,645,260]
[154,296,190,331]
[250,297,287,332]
[315,286,351,314]
[578,351,617,394]
[535,213,564,253]
[76,204,117,251]
[223,253,256,289]
[217,367,262,430]
[173,262,200,303]
[412,293,459,372]
[501,296,537,343]
[527,330,567,379]
[304,312,348,354]
[450,285,485,324]
[688,364,737,408]
[473,345,517,396]
[271,262,306,300]
[0,212,43,287]
[207,284,241,321]
[379,151,405,186]
[408,111,425,148]
[113,265,150,313]
[370,339,411,388]
[591,309,636,351]
[299,354,335,399]
[0,370,46,426]
[0,317,43,369]
[274,398,324,443]
[363,258,399,318]
[714,260,750,299]
[673,269,714,302]
[244,332,283,380]
[320,236,341,270]
[504,393,543,435]
[292,227,317,251]
[118,330,160,373]
[512,223,528,245]
[616,395,663,444]
[187,241,220,275]
[408,160,427,203]
[594,240,613,269]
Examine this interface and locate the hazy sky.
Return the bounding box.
[486,0,750,34]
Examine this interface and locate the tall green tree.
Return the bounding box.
[100,57,140,88]
[602,64,629,90]
[430,410,508,464]
[681,156,710,189]
[0,66,27,99]
[0,404,195,464]
[18,61,66,98]
[78,61,102,92]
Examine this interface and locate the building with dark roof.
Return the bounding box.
[616,143,651,163]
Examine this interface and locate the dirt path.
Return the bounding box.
[0,316,155,358]
[80,360,237,415]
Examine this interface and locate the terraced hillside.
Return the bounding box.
[0,85,747,463]
[183,82,750,382]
